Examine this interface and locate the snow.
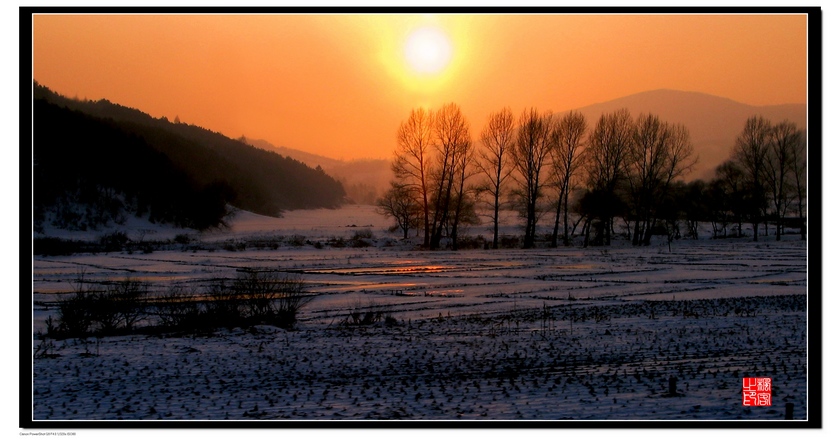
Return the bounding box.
[29,205,810,422]
[220,205,390,238]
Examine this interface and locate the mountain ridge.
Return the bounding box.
[243,137,391,205]
[567,89,807,180]
[254,88,807,184]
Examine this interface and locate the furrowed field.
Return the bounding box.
[30,205,809,421]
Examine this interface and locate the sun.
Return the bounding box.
[403,26,453,75]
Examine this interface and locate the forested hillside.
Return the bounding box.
[32,83,346,231]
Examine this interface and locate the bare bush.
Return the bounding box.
[153,285,202,330]
[340,298,394,327]
[55,273,97,338]
[204,279,241,327]
[49,271,312,337]
[232,270,312,329]
[52,275,149,337]
[98,278,148,333]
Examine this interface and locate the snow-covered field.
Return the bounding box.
[29,205,810,422]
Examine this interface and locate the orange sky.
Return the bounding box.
[32,13,808,161]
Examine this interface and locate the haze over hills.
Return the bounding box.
[569,89,807,180]
[31,83,808,235]
[244,138,392,205]
[249,89,807,197]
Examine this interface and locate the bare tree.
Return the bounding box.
[428,103,472,250]
[476,107,515,249]
[626,114,696,245]
[733,115,771,241]
[429,108,457,249]
[714,160,749,237]
[765,120,802,240]
[549,110,587,247]
[376,182,421,239]
[393,108,435,247]
[583,108,634,245]
[449,133,476,251]
[510,108,554,248]
[789,129,807,240]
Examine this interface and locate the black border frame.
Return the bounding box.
[19,5,823,430]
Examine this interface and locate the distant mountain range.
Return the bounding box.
[569,89,807,180]
[257,89,807,189]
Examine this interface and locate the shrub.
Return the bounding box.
[87,278,148,334]
[352,229,374,240]
[236,270,277,320]
[350,238,372,248]
[327,237,346,248]
[457,235,486,250]
[33,337,58,359]
[47,271,312,337]
[204,279,242,327]
[235,270,311,329]
[271,275,311,329]
[500,235,521,249]
[90,290,122,334]
[173,234,194,245]
[222,240,246,252]
[52,275,149,337]
[106,278,148,331]
[54,274,98,338]
[99,231,130,252]
[152,285,202,331]
[287,235,306,247]
[340,298,394,327]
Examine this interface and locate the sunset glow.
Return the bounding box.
[26,9,818,426]
[404,26,453,75]
[31,13,808,161]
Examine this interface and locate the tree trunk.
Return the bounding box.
[524,197,537,249]
[583,219,591,248]
[632,219,640,246]
[798,201,805,240]
[551,196,562,248]
[562,192,571,246]
[492,191,500,249]
[776,214,782,241]
[643,216,656,246]
[422,193,430,248]
[451,180,467,251]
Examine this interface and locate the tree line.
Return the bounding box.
[377,103,806,249]
[710,116,806,241]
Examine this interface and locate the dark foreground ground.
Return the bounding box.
[31,294,807,421]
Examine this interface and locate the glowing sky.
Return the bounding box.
[32,13,808,160]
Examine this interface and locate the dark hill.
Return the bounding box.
[244,137,391,205]
[33,100,231,231]
[32,83,345,231]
